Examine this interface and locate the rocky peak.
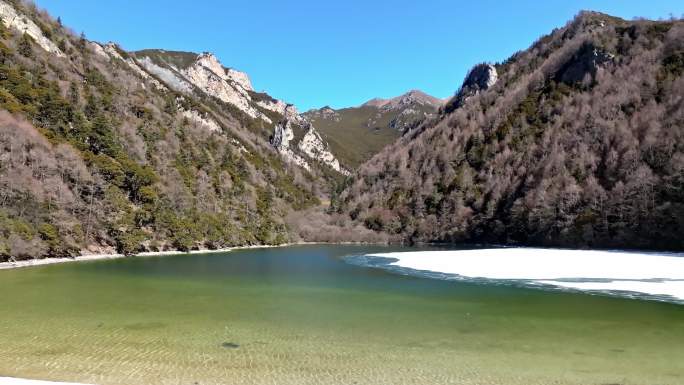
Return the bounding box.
[303,105,341,122]
[569,11,619,35]
[444,63,498,113]
[194,53,227,78]
[556,43,614,84]
[384,90,443,110]
[362,90,443,111]
[194,52,254,92]
[462,64,499,93]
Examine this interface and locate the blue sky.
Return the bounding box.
[35,0,684,111]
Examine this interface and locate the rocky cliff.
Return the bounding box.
[131,49,347,174]
[0,0,64,56]
[444,63,498,113]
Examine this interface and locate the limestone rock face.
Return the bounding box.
[194,53,253,92]
[272,119,349,175]
[445,63,498,113]
[0,0,64,57]
[183,58,266,121]
[298,126,347,174]
[257,99,305,125]
[271,120,311,170]
[131,49,347,174]
[137,56,195,94]
[466,64,499,90]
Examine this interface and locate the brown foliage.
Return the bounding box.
[337,13,684,251]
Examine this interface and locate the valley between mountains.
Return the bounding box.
[0,0,682,261]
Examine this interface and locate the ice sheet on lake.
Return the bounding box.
[362,248,684,303]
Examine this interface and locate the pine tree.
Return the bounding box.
[69,81,80,106]
[17,33,33,58]
[77,32,86,52]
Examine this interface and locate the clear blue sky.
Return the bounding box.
[35,0,684,111]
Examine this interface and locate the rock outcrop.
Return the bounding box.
[131,49,346,174]
[271,120,312,170]
[137,55,195,94]
[272,119,349,175]
[556,43,614,84]
[182,53,267,121]
[445,63,498,113]
[298,125,347,174]
[0,0,64,57]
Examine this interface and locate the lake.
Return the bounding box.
[0,244,682,385]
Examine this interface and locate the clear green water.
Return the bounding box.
[0,245,682,385]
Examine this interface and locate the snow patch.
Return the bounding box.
[363,248,684,303]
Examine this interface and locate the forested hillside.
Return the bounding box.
[1,1,681,260]
[0,0,347,260]
[304,90,443,167]
[334,12,684,250]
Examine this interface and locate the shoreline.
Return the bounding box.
[0,243,306,270]
[0,378,94,385]
[2,242,681,271]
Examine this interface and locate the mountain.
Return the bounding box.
[130,49,348,174]
[304,90,443,167]
[0,0,351,261]
[332,12,684,251]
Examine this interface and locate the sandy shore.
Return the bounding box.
[0,377,94,385]
[368,248,684,301]
[0,243,295,270]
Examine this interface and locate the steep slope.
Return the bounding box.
[304,90,443,168]
[131,49,348,174]
[0,0,342,260]
[334,12,684,250]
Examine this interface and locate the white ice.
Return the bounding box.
[368,248,684,301]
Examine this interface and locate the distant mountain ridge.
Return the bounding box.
[361,90,444,109]
[304,89,443,167]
